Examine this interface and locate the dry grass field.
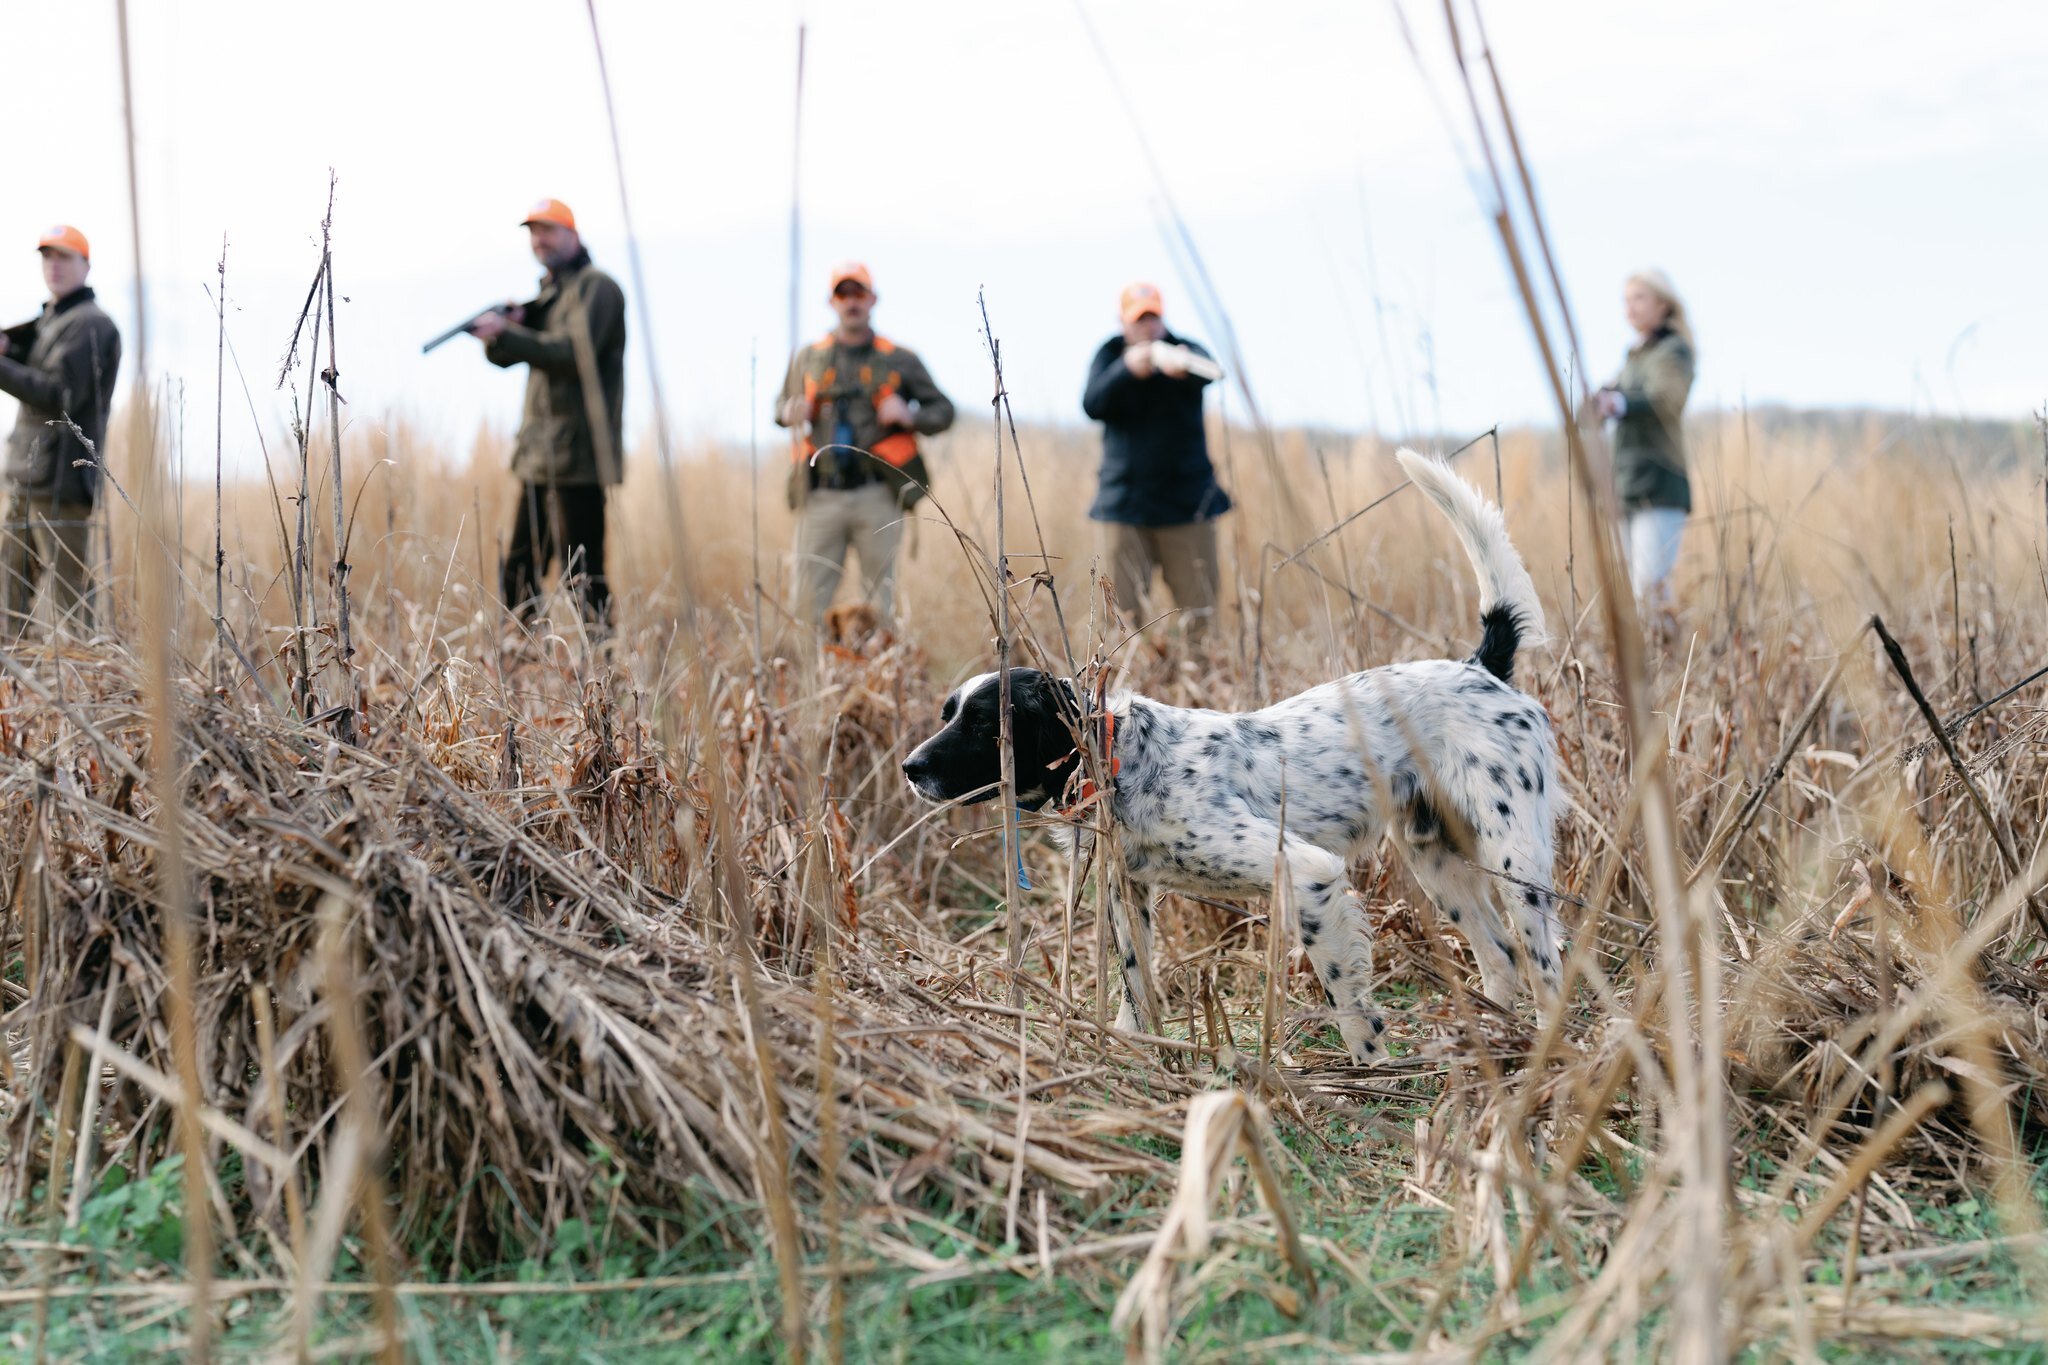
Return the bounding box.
[4,400,2047,1361]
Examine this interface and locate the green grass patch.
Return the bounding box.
[7,1127,2048,1360]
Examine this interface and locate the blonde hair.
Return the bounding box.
[1628,268,1692,346]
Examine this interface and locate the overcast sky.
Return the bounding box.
[4,2,2044,471]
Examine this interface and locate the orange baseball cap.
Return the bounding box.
[1119,281,1163,324]
[519,198,577,232]
[828,260,873,294]
[37,225,90,259]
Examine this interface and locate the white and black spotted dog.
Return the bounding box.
[903,450,1560,1062]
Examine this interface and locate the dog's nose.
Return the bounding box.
[902,752,930,780]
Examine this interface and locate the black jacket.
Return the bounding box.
[1081,331,1229,526]
[0,286,122,506]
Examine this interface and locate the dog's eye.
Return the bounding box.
[941,696,957,722]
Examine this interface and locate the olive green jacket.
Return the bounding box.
[0,286,121,506]
[485,250,626,486]
[1609,328,1694,512]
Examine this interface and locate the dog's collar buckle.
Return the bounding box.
[1054,710,1118,818]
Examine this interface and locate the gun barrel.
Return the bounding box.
[421,305,504,355]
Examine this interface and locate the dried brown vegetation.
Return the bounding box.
[3,407,2047,1358]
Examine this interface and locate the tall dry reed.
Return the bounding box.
[1,400,2043,1359]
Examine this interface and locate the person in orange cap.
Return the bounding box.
[774,260,954,625]
[0,225,121,637]
[467,198,626,629]
[1081,281,1228,643]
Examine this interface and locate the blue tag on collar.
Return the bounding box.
[1013,814,1032,891]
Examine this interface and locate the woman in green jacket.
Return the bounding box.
[1595,270,1695,604]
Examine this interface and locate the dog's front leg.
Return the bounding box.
[1106,871,1159,1037]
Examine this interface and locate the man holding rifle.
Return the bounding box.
[1082,282,1228,644]
[465,198,625,629]
[0,225,121,639]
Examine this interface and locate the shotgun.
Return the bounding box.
[422,301,531,355]
[1147,340,1224,382]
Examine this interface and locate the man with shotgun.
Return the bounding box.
[775,261,954,625]
[0,225,121,639]
[466,198,625,629]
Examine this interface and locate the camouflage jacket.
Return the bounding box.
[774,332,953,507]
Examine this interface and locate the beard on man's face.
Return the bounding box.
[532,230,581,271]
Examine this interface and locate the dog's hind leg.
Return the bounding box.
[1401,842,1523,1006]
[1479,822,1564,1007]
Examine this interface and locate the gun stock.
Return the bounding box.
[1148,340,1224,383]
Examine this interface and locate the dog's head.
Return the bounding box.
[903,668,1081,810]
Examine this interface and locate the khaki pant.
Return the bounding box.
[1105,519,1220,639]
[794,483,907,624]
[2,494,95,638]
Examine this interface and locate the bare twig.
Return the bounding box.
[1872,613,2045,935]
[318,177,359,743]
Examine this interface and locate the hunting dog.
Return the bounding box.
[902,451,1560,1061]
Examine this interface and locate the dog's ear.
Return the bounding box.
[1011,671,1081,809]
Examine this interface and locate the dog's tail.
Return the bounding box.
[1395,447,1548,682]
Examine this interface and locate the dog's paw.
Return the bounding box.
[1340,1008,1390,1063]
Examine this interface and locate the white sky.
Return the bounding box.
[4,1,2045,471]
